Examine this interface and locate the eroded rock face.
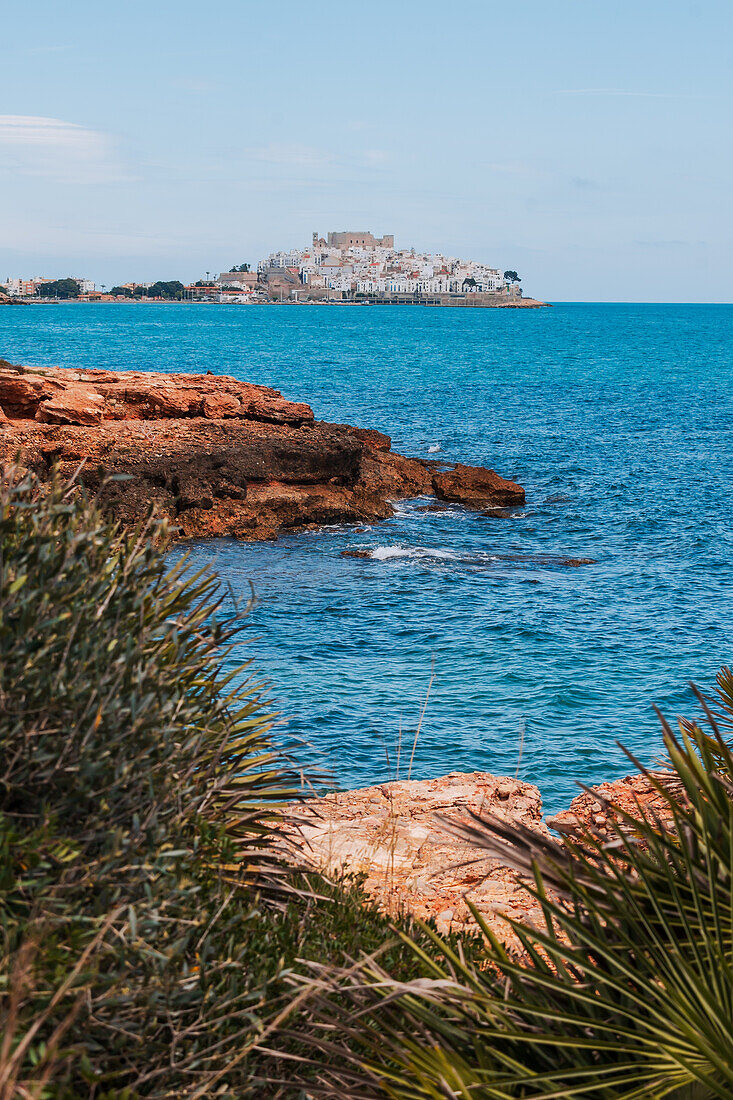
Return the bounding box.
[279,769,688,944]
[0,361,313,426]
[279,772,549,946]
[0,363,525,541]
[547,772,679,840]
[432,462,525,508]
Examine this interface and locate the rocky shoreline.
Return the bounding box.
[280,769,673,945]
[0,362,524,540]
[1,361,672,949]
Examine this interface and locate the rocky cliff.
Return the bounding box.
[0,362,525,539]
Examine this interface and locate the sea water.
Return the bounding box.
[2,301,731,811]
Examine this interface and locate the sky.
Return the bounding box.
[1,0,731,302]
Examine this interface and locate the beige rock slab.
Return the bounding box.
[281,771,550,945]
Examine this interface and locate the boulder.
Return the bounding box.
[432,463,525,507]
[547,772,679,839]
[36,390,106,426]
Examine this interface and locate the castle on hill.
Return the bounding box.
[257,230,511,298]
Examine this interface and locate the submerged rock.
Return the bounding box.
[340,549,372,559]
[0,362,526,542]
[497,553,596,568]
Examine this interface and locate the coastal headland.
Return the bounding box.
[2,229,549,306]
[0,361,524,539]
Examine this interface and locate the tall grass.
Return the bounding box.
[0,466,480,1098]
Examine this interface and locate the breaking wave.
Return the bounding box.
[362,546,596,568]
[369,545,459,561]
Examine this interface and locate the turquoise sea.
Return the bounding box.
[2,301,732,811]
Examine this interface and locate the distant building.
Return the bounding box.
[4,276,95,296]
[3,277,45,296]
[119,282,154,295]
[217,271,258,289]
[182,284,219,301]
[258,250,305,272]
[324,230,394,250]
[255,231,511,303]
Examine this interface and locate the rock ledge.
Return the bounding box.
[280,770,678,944]
[0,363,525,540]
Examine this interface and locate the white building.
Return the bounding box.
[3,276,44,296]
[3,275,96,296]
[258,233,510,298]
[258,249,304,272]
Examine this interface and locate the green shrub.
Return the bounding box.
[0,466,299,1096]
[0,467,480,1099]
[306,673,733,1099]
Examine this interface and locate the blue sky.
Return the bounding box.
[1,0,731,301]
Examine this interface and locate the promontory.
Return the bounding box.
[0,362,524,539]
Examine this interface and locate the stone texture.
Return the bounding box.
[547,772,680,840]
[431,462,525,507]
[0,361,313,426]
[0,363,525,541]
[279,769,688,945]
[279,772,549,946]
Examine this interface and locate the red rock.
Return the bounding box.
[36,390,106,426]
[547,772,679,839]
[347,425,392,451]
[202,393,241,419]
[276,767,693,943]
[0,366,59,417]
[432,463,525,507]
[0,363,313,427]
[0,362,526,541]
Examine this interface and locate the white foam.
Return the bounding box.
[369,545,459,562]
[370,545,413,560]
[428,443,441,453]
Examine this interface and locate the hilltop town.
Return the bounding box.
[1,231,546,308]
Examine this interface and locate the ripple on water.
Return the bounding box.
[2,302,732,811]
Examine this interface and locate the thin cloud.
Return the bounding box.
[554,88,705,99]
[635,239,706,249]
[22,45,72,56]
[245,144,337,170]
[0,115,131,183]
[242,143,390,175]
